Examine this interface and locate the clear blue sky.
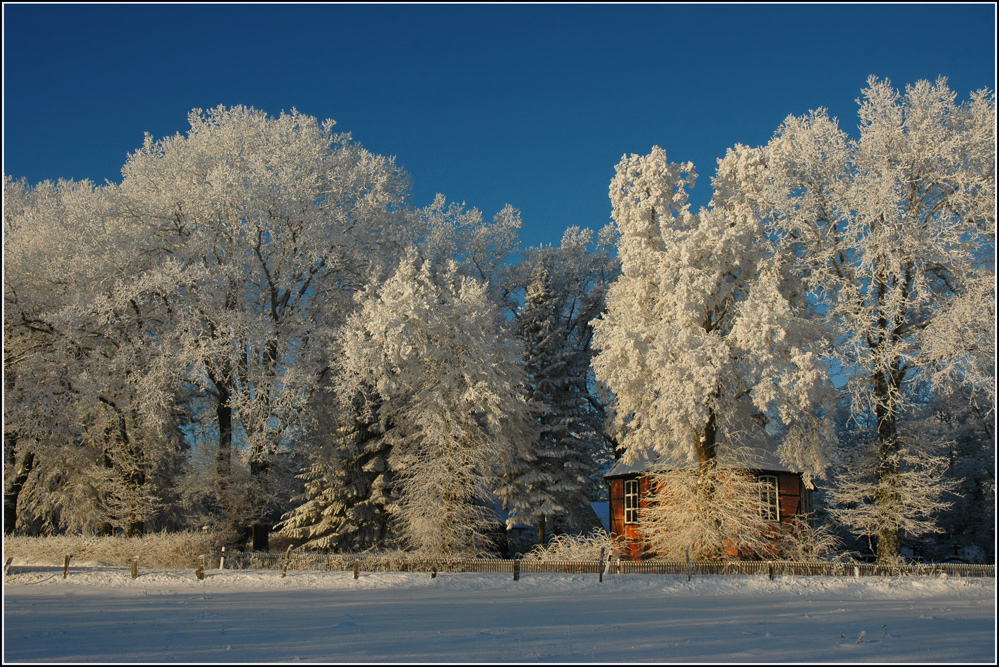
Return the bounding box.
[3,3,995,250]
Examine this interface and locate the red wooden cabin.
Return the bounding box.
[605,445,813,560]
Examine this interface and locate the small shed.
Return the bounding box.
[605,442,813,560]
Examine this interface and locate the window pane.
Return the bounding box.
[758,475,779,522]
[624,479,639,524]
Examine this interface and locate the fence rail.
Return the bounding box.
[214,550,995,579]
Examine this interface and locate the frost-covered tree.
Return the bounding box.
[506,264,590,545]
[591,147,836,476]
[113,106,412,548]
[726,77,995,564]
[276,197,526,553]
[590,146,836,561]
[418,194,523,311]
[4,176,187,535]
[501,226,619,543]
[336,250,532,556]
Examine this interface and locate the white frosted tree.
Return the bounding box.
[277,197,527,554]
[417,194,523,311]
[590,146,837,560]
[4,176,187,536]
[727,76,995,564]
[591,146,835,474]
[336,250,532,556]
[113,105,412,548]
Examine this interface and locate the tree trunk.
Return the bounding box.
[693,407,720,558]
[209,369,238,534]
[4,449,35,535]
[251,522,270,552]
[874,370,902,566]
[537,514,547,547]
[126,463,147,537]
[97,446,116,536]
[249,457,270,551]
[215,378,233,480]
[694,406,718,466]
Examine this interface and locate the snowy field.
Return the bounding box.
[3,564,995,663]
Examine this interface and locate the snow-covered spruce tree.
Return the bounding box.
[590,147,837,559]
[275,387,395,552]
[728,77,995,565]
[500,226,620,544]
[507,264,589,545]
[114,106,412,549]
[920,385,995,563]
[336,250,532,557]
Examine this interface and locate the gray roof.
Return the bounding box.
[604,431,797,477]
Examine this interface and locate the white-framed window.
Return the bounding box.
[624,479,640,524]
[759,474,780,522]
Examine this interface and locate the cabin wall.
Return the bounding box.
[608,476,655,559]
[608,470,812,560]
[776,472,803,524]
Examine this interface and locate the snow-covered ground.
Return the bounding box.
[3,563,995,663]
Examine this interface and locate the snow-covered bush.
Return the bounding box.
[520,528,618,562]
[3,530,233,568]
[774,516,845,562]
[639,467,775,561]
[639,466,844,561]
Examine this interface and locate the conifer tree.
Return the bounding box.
[504,262,604,543]
[276,389,394,551]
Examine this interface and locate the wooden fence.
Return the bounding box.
[214,550,995,579]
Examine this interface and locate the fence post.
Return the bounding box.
[353,559,360,580]
[768,562,775,581]
[513,558,520,581]
[63,553,73,579]
[130,556,139,579]
[686,546,691,582]
[431,564,437,579]
[196,555,205,580]
[281,545,293,578]
[598,547,605,583]
[220,546,225,570]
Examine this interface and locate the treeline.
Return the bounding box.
[4,78,995,564]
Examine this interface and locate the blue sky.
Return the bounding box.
[3,3,995,250]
